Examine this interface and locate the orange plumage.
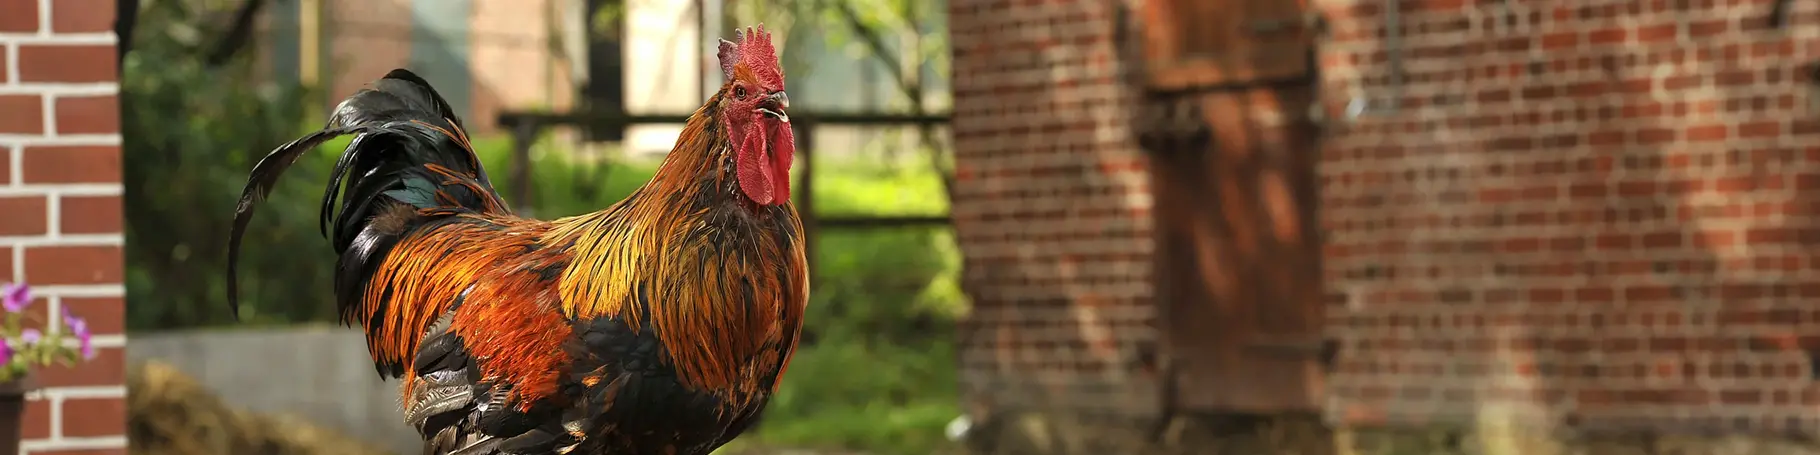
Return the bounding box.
[227,26,806,455]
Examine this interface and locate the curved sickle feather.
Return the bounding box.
[388,69,466,132]
[225,126,364,321]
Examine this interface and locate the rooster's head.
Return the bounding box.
[717,24,793,206]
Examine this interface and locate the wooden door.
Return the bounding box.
[1137,0,1313,90]
[1137,0,1326,413]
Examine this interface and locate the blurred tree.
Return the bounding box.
[204,0,271,66]
[121,0,335,330]
[587,0,953,195]
[727,0,954,196]
[588,0,949,92]
[115,0,138,67]
[718,0,965,347]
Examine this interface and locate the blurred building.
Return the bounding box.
[951,0,1820,452]
[253,0,585,137]
[253,0,948,158]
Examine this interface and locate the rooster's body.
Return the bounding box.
[227,27,806,455]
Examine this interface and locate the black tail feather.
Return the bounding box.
[226,68,505,322]
[333,69,469,133]
[227,125,366,320]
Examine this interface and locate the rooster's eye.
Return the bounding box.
[735,86,748,99]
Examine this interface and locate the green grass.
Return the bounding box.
[311,132,951,216]
[739,339,962,454]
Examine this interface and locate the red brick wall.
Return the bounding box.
[0,1,127,454]
[953,0,1820,436]
[1318,0,1820,431]
[948,0,1161,416]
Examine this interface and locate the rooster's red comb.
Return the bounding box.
[717,24,785,90]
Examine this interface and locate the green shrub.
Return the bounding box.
[121,0,338,329]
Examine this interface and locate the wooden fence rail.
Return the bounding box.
[496,110,954,277]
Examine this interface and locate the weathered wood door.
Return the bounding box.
[1137,0,1327,413]
[1138,0,1312,91]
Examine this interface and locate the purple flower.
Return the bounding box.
[61,308,92,360]
[19,329,40,346]
[0,338,13,366]
[1,284,27,313]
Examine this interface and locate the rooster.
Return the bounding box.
[226,26,806,455]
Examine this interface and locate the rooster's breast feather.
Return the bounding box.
[539,199,808,397]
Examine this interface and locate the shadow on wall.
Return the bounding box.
[1321,2,1820,454]
[949,0,1166,444]
[1123,0,1332,451]
[956,0,1334,453]
[974,1,1820,454]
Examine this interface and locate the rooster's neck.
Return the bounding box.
[645,91,733,197]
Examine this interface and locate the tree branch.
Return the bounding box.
[817,0,954,191]
[819,0,915,102]
[205,0,270,67]
[115,0,140,68]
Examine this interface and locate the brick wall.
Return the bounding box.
[1319,0,1820,432]
[953,0,1820,440]
[948,0,1161,417]
[0,1,128,454]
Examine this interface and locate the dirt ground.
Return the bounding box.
[127,361,396,455]
[125,361,907,455]
[958,411,1820,455]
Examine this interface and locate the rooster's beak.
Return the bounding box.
[757,91,790,123]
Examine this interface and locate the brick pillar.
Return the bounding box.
[0,0,128,454]
[949,0,1160,416]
